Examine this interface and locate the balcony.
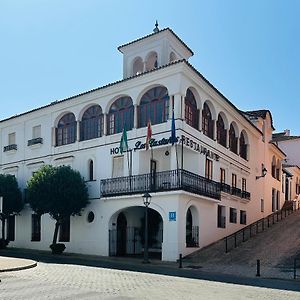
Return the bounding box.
[221,184,251,200]
[3,144,17,152]
[241,191,251,200]
[220,183,231,193]
[101,169,221,200]
[231,187,242,197]
[28,137,43,146]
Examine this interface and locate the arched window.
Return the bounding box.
[145,51,158,71]
[132,57,143,75]
[216,114,227,147]
[169,52,177,62]
[185,89,198,129]
[229,124,238,154]
[80,105,103,141]
[89,160,94,181]
[107,97,134,135]
[56,113,76,146]
[239,131,247,160]
[202,103,214,139]
[271,156,276,178]
[276,159,280,180]
[139,86,169,127]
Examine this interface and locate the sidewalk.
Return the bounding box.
[1,247,300,292]
[0,255,37,272]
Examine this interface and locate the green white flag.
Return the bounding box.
[120,127,128,154]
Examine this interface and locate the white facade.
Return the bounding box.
[0,27,294,261]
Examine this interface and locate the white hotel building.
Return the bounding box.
[1,26,298,261]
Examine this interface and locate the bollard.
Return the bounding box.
[242,229,245,242]
[225,237,228,253]
[234,233,237,248]
[294,259,297,279]
[179,253,183,268]
[256,259,261,277]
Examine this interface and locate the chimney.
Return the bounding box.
[284,129,290,136]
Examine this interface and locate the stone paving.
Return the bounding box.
[185,209,300,280]
[1,262,300,300]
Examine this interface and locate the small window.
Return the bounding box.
[31,214,41,241]
[229,208,237,223]
[261,199,264,212]
[32,125,41,139]
[112,156,124,178]
[240,210,247,225]
[8,132,16,145]
[87,211,95,223]
[89,160,94,181]
[272,188,276,212]
[59,217,70,242]
[205,159,213,180]
[217,205,226,228]
[7,215,15,241]
[232,174,237,188]
[242,178,247,192]
[220,168,226,184]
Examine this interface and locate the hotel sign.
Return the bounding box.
[110,134,219,161]
[181,135,220,161]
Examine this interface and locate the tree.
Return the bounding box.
[0,174,23,242]
[27,165,89,250]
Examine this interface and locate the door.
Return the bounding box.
[150,159,157,191]
[116,212,127,256]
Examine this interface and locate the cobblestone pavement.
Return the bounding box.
[0,263,299,300]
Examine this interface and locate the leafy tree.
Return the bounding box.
[0,174,23,240]
[27,165,89,248]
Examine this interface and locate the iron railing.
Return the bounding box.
[225,205,296,253]
[3,144,17,152]
[27,137,43,146]
[186,226,199,247]
[101,169,221,200]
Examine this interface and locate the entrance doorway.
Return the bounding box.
[109,207,163,259]
[116,212,127,256]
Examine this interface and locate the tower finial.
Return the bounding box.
[153,20,159,33]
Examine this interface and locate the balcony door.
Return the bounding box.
[112,156,124,178]
[150,159,157,191]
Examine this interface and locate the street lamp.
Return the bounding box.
[142,192,151,263]
[256,164,267,180]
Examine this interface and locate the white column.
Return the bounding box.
[103,114,107,136]
[173,94,182,119]
[170,146,178,170]
[76,121,80,141]
[134,105,138,128]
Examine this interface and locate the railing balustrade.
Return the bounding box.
[101,169,221,200]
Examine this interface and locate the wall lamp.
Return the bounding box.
[256,165,267,180]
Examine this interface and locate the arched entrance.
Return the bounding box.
[116,212,127,256]
[185,206,199,247]
[109,206,163,259]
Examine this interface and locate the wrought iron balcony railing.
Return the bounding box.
[220,183,231,193]
[27,137,43,146]
[231,187,242,197]
[101,169,221,200]
[3,144,17,152]
[241,191,251,200]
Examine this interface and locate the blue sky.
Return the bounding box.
[1,0,299,133]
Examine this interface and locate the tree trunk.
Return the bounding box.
[52,220,60,245]
[1,218,5,240]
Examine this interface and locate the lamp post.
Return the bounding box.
[142,192,151,263]
[256,165,267,180]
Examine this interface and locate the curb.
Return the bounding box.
[0,261,37,273]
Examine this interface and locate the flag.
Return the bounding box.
[170,109,176,145]
[145,120,152,150]
[120,126,128,154]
